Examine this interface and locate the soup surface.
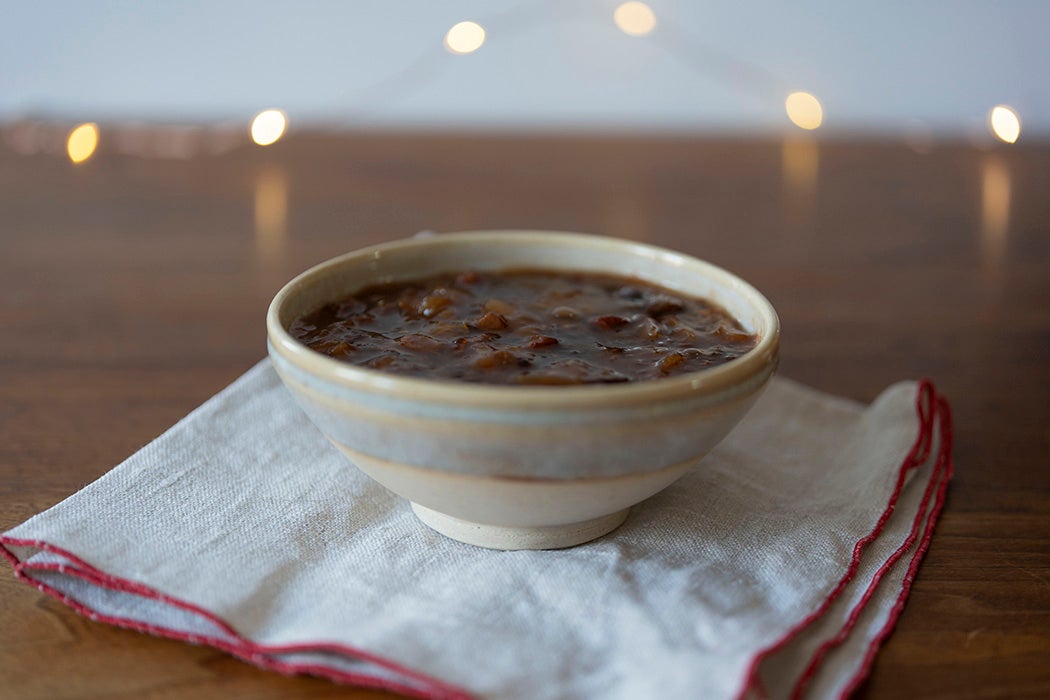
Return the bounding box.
[289,269,757,385]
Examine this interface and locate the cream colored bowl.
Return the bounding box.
[267,231,779,549]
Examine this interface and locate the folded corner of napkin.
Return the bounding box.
[3,363,953,700]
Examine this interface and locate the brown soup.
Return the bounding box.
[289,270,757,385]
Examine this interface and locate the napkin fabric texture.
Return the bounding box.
[2,361,952,699]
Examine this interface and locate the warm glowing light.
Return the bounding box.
[66,123,99,163]
[981,156,1010,250]
[989,105,1021,144]
[255,167,289,266]
[782,138,819,193]
[781,137,819,229]
[444,21,486,54]
[614,2,657,36]
[250,109,287,146]
[785,92,823,130]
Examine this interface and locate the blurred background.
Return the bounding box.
[3,0,1047,385]
[3,6,1050,697]
[3,0,1048,147]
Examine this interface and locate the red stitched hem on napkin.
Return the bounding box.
[736,381,954,700]
[3,381,953,700]
[0,537,474,700]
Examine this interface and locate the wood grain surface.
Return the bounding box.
[1,132,1048,699]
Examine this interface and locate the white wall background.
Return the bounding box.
[3,0,1048,135]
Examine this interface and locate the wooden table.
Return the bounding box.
[2,132,1048,698]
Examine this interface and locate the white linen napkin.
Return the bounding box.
[2,360,951,700]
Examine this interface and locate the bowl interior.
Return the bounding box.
[268,231,779,413]
[274,232,773,340]
[267,232,779,546]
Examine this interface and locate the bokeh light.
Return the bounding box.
[785,92,823,130]
[255,167,289,267]
[444,21,486,55]
[989,105,1021,144]
[250,109,287,146]
[614,2,657,36]
[980,155,1011,289]
[781,137,819,229]
[66,122,99,164]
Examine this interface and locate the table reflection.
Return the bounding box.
[254,167,289,267]
[781,137,819,237]
[980,154,1010,288]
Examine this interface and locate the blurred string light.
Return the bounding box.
[785,92,823,130]
[989,105,1021,144]
[14,5,1038,157]
[66,122,99,163]
[444,21,486,55]
[614,2,657,37]
[251,109,287,146]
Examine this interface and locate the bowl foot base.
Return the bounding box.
[410,503,630,550]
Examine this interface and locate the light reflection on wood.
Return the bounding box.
[781,137,819,247]
[980,155,1010,289]
[254,167,288,269]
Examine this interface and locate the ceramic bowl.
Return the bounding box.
[267,231,779,549]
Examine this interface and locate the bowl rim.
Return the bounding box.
[266,230,780,411]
